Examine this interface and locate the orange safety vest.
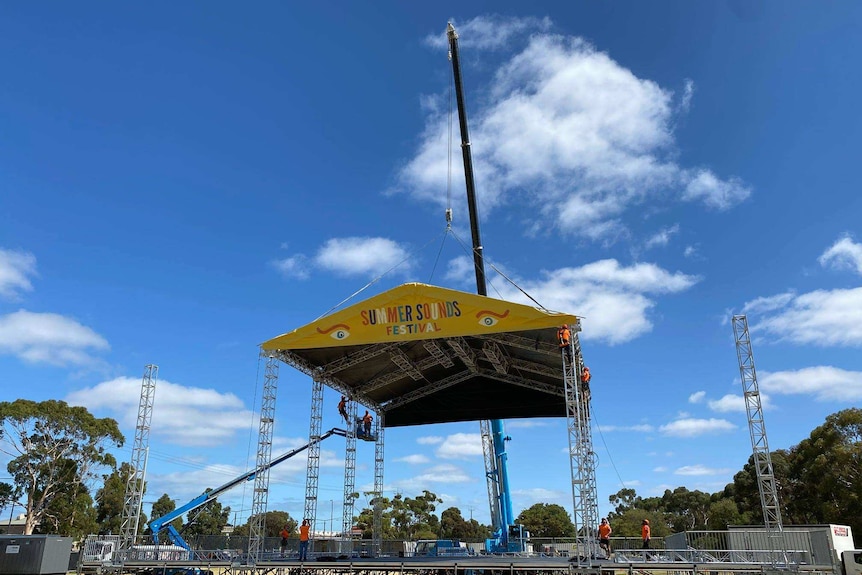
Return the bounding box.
[598,523,611,538]
[642,523,650,539]
[280,528,290,539]
[581,367,591,384]
[299,524,310,541]
[558,327,570,347]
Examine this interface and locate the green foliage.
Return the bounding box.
[0,399,124,535]
[516,503,575,537]
[183,489,230,537]
[150,493,182,532]
[95,462,147,535]
[232,510,297,538]
[440,507,490,541]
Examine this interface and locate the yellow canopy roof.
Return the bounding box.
[262,282,578,350]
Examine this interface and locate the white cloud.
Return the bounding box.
[0,310,109,366]
[674,464,731,476]
[506,419,550,429]
[445,256,474,285]
[392,464,473,491]
[742,292,796,315]
[435,433,483,460]
[688,391,706,404]
[644,224,680,250]
[659,417,736,437]
[706,393,773,413]
[597,424,655,433]
[683,245,698,258]
[0,249,37,300]
[66,377,255,447]
[749,288,862,347]
[759,366,862,402]
[394,454,431,465]
[424,16,552,51]
[494,259,699,344]
[315,237,410,277]
[819,235,862,275]
[417,436,443,445]
[399,26,749,242]
[679,79,694,113]
[682,170,752,210]
[653,466,668,473]
[271,255,310,280]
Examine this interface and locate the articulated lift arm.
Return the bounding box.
[149,428,348,549]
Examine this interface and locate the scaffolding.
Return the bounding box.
[248,354,279,563]
[372,411,385,557]
[120,364,158,550]
[565,334,600,566]
[304,377,325,551]
[732,315,787,566]
[340,396,357,555]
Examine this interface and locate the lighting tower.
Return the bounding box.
[248,354,279,563]
[732,315,787,565]
[120,364,158,550]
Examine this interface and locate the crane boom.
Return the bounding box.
[149,427,348,549]
[446,22,519,553]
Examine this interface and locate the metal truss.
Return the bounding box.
[317,343,400,377]
[481,341,509,374]
[275,350,382,411]
[732,315,787,565]
[341,397,357,555]
[120,364,157,549]
[372,412,385,557]
[480,418,500,531]
[249,354,278,563]
[380,370,474,411]
[422,339,454,368]
[304,377,325,545]
[482,369,564,397]
[565,335,599,566]
[446,337,478,369]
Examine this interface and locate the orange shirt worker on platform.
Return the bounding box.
[598,517,612,555]
[299,519,310,561]
[641,519,651,549]
[363,410,373,435]
[280,525,290,557]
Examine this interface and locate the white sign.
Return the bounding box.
[6,545,20,554]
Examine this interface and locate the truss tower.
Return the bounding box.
[732,315,787,565]
[120,364,158,550]
[248,354,279,563]
[565,336,599,566]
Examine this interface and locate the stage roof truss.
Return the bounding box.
[261,283,581,427]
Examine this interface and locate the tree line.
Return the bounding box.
[2,399,860,542]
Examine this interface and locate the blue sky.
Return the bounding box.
[2,2,862,531]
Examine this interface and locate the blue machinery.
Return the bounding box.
[149,427,348,550]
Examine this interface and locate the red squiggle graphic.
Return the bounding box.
[475,309,510,319]
[317,323,350,334]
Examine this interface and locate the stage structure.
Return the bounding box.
[259,282,595,559]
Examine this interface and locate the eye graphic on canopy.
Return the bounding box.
[476,309,510,327]
[317,323,351,340]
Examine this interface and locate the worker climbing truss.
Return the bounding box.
[372,412,385,557]
[120,364,158,550]
[304,377,325,550]
[564,333,600,566]
[732,315,788,565]
[249,354,278,563]
[340,397,357,555]
[480,419,501,531]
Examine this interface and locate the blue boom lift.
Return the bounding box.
[149,427,348,550]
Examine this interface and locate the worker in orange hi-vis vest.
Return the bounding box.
[598,517,612,556]
[338,396,349,423]
[557,324,572,362]
[641,519,651,550]
[299,519,310,561]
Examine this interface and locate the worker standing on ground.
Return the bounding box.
[280,524,290,557]
[598,517,612,557]
[641,519,651,550]
[338,396,349,424]
[363,410,373,436]
[299,519,310,561]
[558,324,572,362]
